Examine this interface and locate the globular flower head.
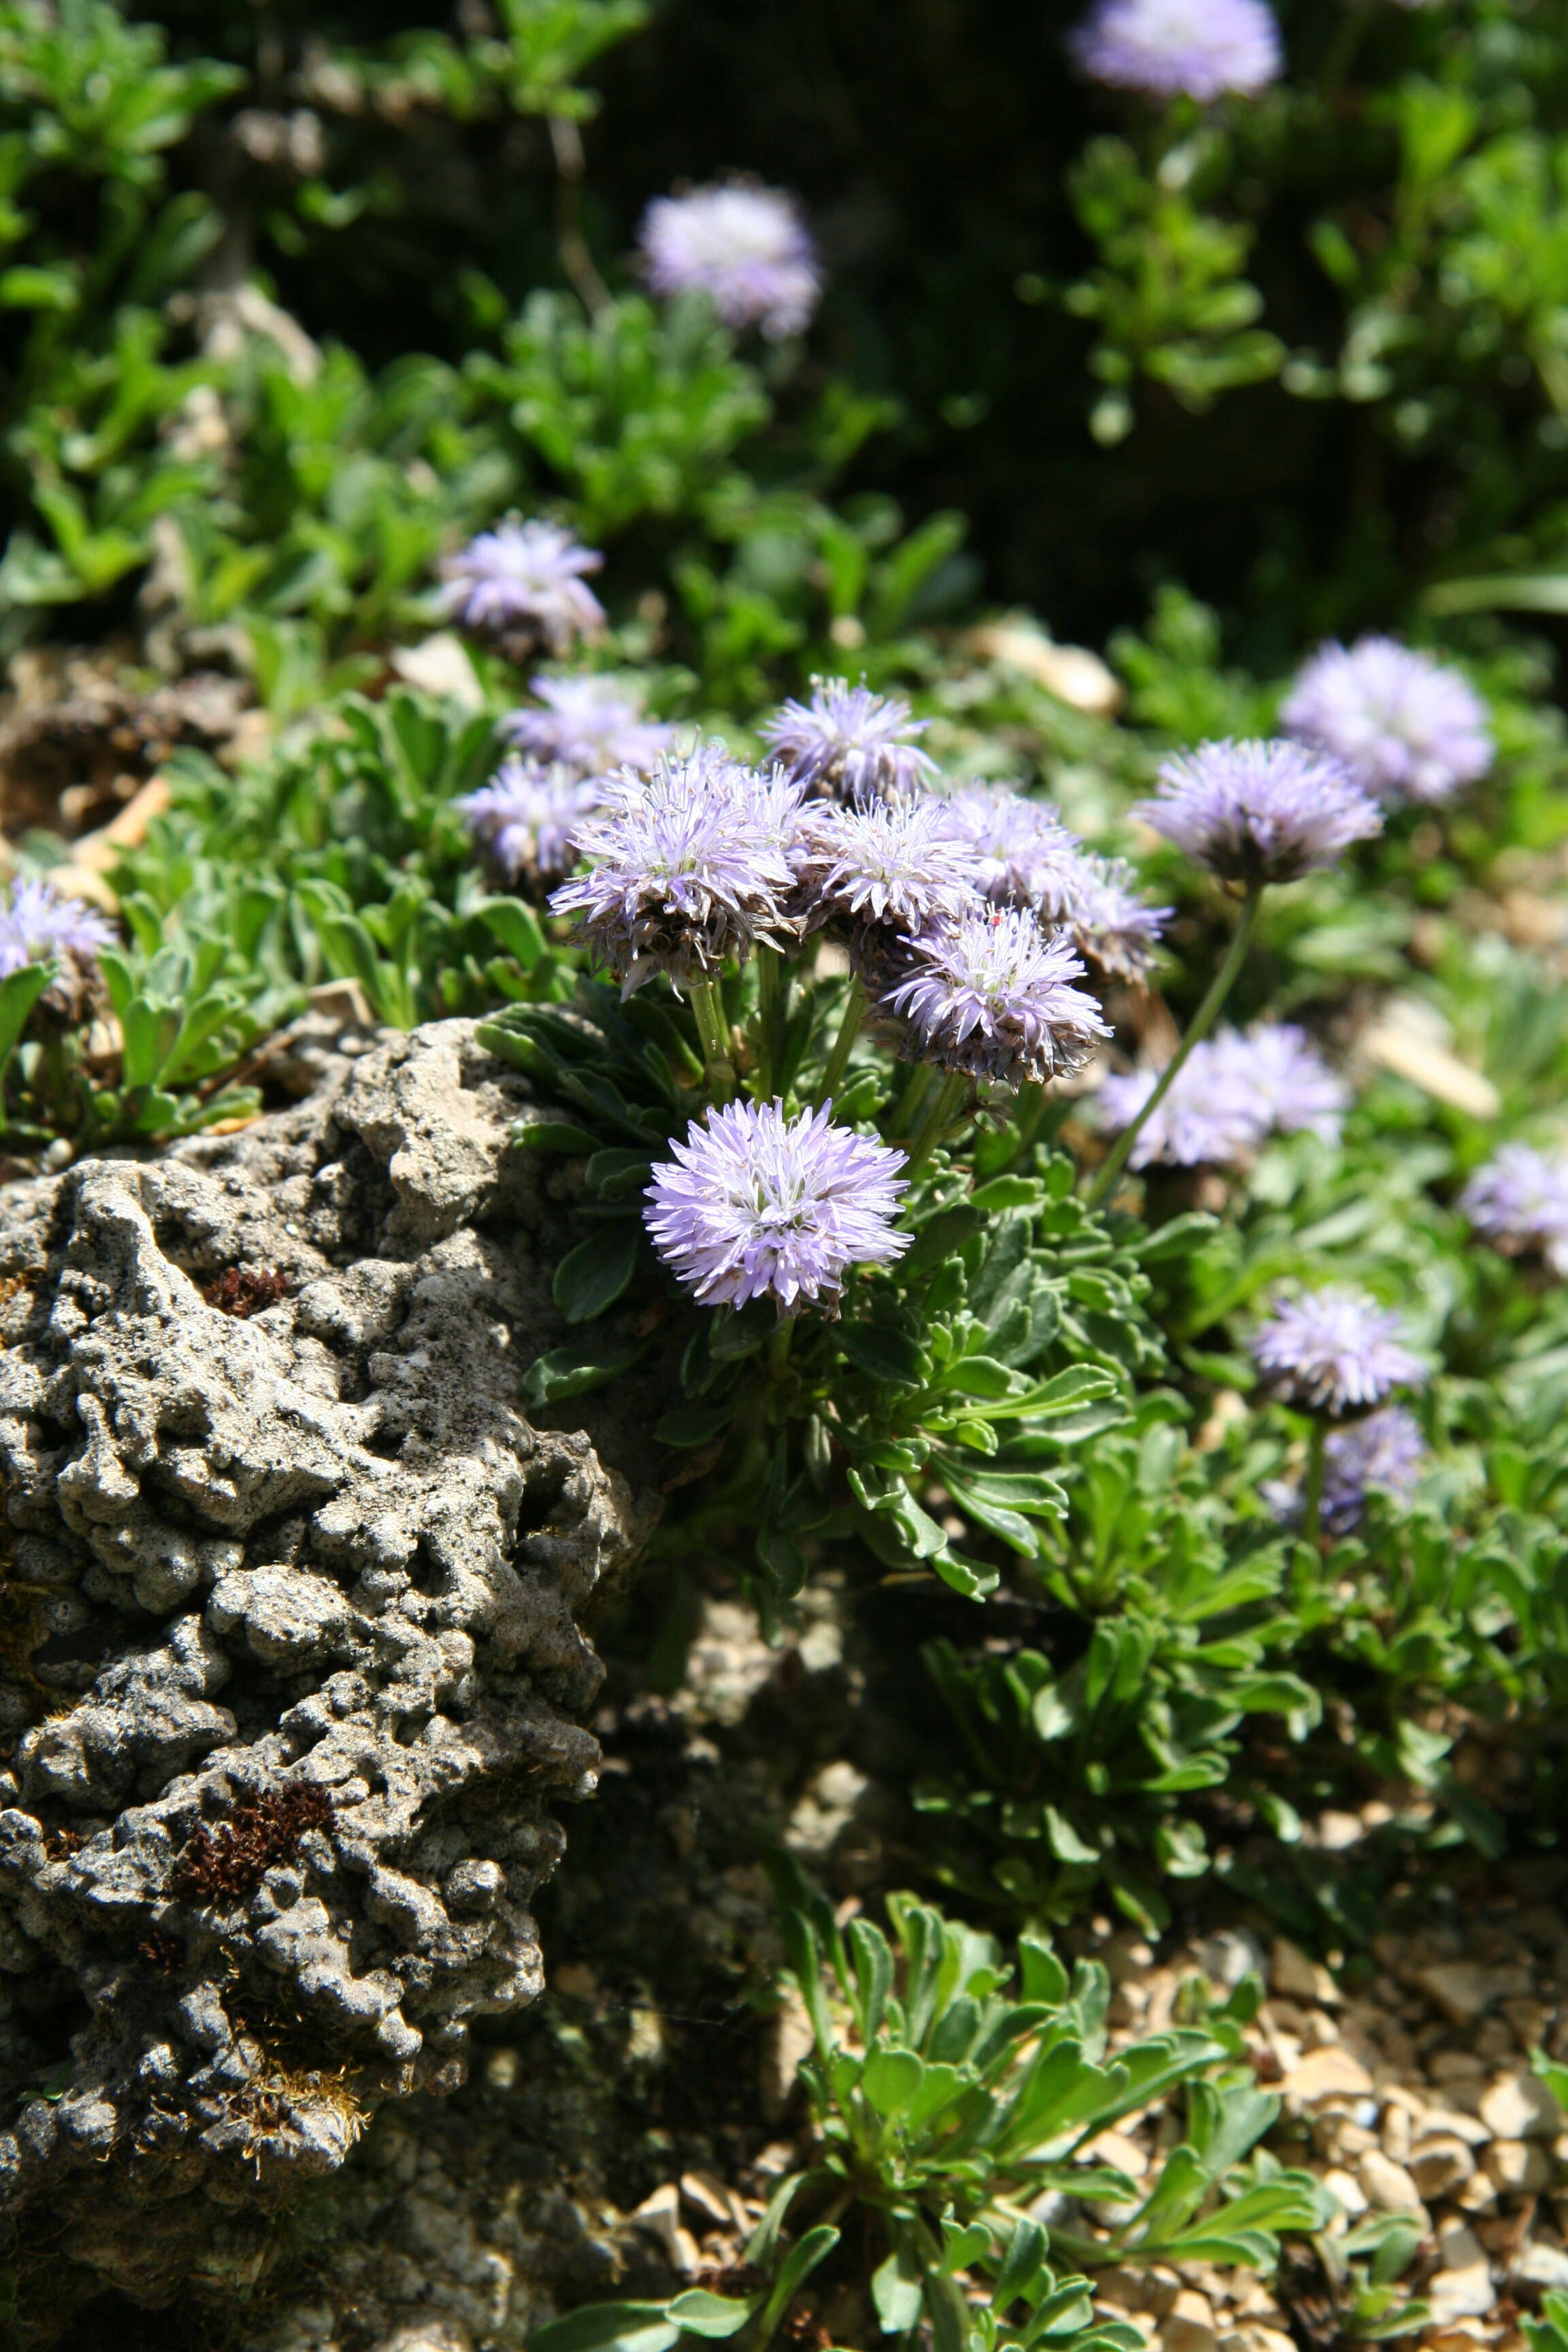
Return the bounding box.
[639,180,821,340]
[439,521,606,657]
[1264,1405,1427,1533]
[1252,1285,1428,1418]
[644,1098,908,1314]
[883,904,1111,1091]
[1207,1023,1350,1144]
[1101,1024,1348,1170]
[1067,854,1170,985]
[1134,738,1382,884]
[762,678,937,806]
[0,877,115,977]
[1096,1045,1261,1170]
[1069,0,1283,99]
[939,785,1088,921]
[458,756,602,887]
[1322,1407,1426,1531]
[1462,1141,1568,1278]
[1282,636,1492,808]
[549,743,802,994]
[789,798,985,939]
[501,675,676,778]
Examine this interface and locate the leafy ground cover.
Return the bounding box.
[7,0,1568,2347]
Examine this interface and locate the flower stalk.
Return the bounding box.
[1085,879,1262,1209]
[689,975,737,1104]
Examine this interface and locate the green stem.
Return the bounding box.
[1302,1419,1328,1552]
[891,1056,934,1137]
[752,943,784,1101]
[902,1068,969,1179]
[689,974,737,1105]
[815,973,867,1106]
[1085,880,1264,1211]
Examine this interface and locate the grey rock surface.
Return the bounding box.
[0,1017,656,2322]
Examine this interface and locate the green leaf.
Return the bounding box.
[654,1399,737,1448]
[835,1321,928,1386]
[515,1120,600,1154]
[478,896,547,970]
[860,2046,925,2118]
[970,1175,1045,1210]
[0,960,53,1085]
[528,2304,681,2352]
[665,2291,755,2338]
[552,1225,641,1323]
[523,1339,647,1405]
[871,2244,926,2336]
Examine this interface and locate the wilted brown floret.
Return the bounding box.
[202,1265,293,1318]
[172,1783,335,1904]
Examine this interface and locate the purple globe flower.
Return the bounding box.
[639,180,821,340]
[1134,738,1383,884]
[439,521,606,657]
[883,905,1111,1091]
[1207,1023,1350,1144]
[458,756,602,887]
[549,743,802,994]
[1252,1286,1428,1418]
[1462,1142,1568,1278]
[762,679,937,806]
[1098,1022,1348,1169]
[1096,1042,1261,1169]
[644,1098,909,1314]
[1070,0,1283,99]
[1281,636,1492,808]
[501,676,676,777]
[939,785,1088,920]
[0,878,115,976]
[1321,1407,1426,1530]
[1266,1405,1427,1533]
[789,800,985,938]
[1067,855,1170,985]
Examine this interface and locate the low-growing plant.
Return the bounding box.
[532,1880,1328,2352]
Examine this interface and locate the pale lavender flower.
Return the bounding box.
[501,676,676,777]
[0,877,115,976]
[1070,0,1283,98]
[1265,1405,1427,1532]
[1134,738,1382,883]
[1322,1407,1426,1529]
[1282,636,1492,807]
[644,1098,908,1314]
[639,180,821,340]
[1207,1024,1350,1143]
[884,904,1111,1091]
[1462,1142,1568,1278]
[762,679,937,806]
[1252,1286,1428,1418]
[1068,854,1170,985]
[1096,1042,1260,1169]
[1098,1024,1347,1168]
[789,800,985,938]
[458,756,602,887]
[939,785,1088,920]
[439,521,606,656]
[549,744,802,994]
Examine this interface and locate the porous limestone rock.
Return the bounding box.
[0,1017,656,2324]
